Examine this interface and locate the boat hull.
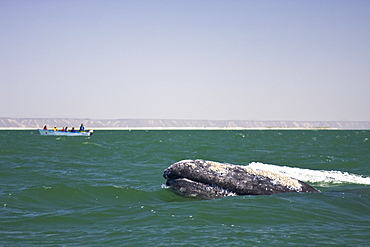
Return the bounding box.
[38,129,93,136]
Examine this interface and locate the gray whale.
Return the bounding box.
[163,159,319,199]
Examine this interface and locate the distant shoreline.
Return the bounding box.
[1,118,369,130]
[0,127,341,130]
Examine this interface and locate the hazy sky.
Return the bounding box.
[1,0,369,121]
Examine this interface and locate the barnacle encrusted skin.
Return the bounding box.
[171,159,302,190]
[241,165,302,190]
[198,160,301,190]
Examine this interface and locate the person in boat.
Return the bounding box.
[79,124,85,132]
[65,127,68,132]
[43,125,47,130]
[62,127,65,132]
[71,127,76,133]
[53,126,57,131]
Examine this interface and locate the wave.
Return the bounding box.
[247,162,370,185]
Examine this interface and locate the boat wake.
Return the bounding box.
[247,162,370,185]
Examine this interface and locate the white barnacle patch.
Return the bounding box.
[179,187,187,192]
[242,166,302,190]
[204,160,233,176]
[208,183,237,197]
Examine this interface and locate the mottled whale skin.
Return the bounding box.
[163,159,319,199]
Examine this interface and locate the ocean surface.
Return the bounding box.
[1,130,369,246]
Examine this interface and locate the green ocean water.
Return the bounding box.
[1,130,369,246]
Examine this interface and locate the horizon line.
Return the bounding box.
[1,117,369,122]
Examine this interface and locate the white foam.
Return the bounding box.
[247,162,370,185]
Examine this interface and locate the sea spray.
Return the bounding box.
[248,162,370,185]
